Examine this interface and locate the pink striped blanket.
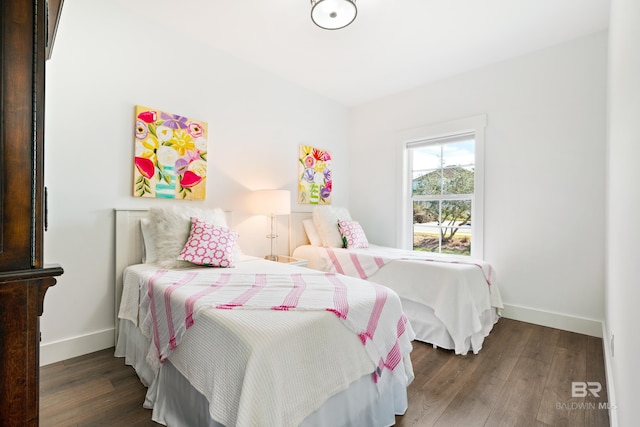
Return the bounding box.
[323,246,494,286]
[138,268,414,384]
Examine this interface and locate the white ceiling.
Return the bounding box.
[116,0,610,106]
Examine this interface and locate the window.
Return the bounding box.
[398,115,485,258]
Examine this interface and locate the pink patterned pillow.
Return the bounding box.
[177,217,239,267]
[337,219,369,249]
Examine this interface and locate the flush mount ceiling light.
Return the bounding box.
[310,0,357,30]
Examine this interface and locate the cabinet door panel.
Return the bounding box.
[0,0,44,270]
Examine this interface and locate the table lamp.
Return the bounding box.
[250,189,291,260]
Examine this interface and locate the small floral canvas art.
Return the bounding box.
[133,105,208,200]
[298,145,332,205]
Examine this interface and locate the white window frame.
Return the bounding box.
[396,115,486,259]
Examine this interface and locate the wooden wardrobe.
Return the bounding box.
[0,0,64,425]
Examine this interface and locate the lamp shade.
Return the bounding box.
[311,0,357,30]
[250,189,291,216]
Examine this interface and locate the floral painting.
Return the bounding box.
[133,105,208,200]
[298,145,332,205]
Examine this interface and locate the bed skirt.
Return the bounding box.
[400,298,500,353]
[115,319,411,427]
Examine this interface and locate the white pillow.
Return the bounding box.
[147,205,229,268]
[140,217,156,264]
[302,219,322,246]
[312,206,352,247]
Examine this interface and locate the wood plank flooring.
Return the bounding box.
[39,318,610,426]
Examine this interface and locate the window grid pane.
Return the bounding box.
[410,137,475,256]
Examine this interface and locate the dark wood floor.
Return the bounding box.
[40,318,610,427]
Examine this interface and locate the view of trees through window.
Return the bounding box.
[410,135,475,255]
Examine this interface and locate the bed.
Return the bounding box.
[290,207,503,355]
[113,207,415,427]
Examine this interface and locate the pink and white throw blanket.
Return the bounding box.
[304,245,503,354]
[324,245,494,286]
[139,268,414,385]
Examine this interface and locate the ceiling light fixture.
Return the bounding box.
[310,0,357,30]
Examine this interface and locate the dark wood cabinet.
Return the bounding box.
[1,0,64,425]
[0,267,62,426]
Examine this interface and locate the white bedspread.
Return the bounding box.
[118,259,415,427]
[292,245,503,355]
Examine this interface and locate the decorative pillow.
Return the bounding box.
[338,219,369,249]
[140,217,156,264]
[147,205,229,268]
[177,217,239,267]
[302,219,322,246]
[312,206,352,247]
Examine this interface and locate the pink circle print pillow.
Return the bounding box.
[178,217,239,267]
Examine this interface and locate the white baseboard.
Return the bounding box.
[40,328,115,366]
[601,322,617,427]
[501,303,603,337]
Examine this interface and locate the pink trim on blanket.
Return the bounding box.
[147,270,169,361]
[216,274,267,309]
[325,248,345,275]
[185,273,232,328]
[349,253,368,279]
[325,273,349,319]
[326,247,386,279]
[387,315,409,373]
[397,313,408,337]
[384,341,402,372]
[164,272,199,349]
[373,314,408,383]
[272,273,307,310]
[359,284,388,345]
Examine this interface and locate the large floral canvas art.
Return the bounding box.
[298,145,332,205]
[133,105,208,200]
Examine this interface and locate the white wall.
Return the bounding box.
[349,32,608,336]
[41,0,350,364]
[605,0,640,425]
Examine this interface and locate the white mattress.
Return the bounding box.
[116,258,415,426]
[292,244,503,354]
